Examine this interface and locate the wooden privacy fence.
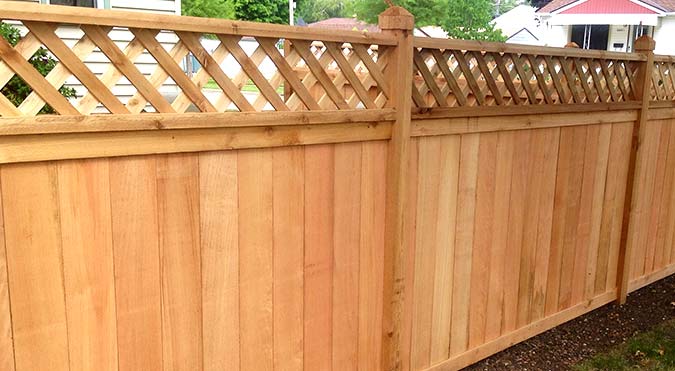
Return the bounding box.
[0,3,673,371]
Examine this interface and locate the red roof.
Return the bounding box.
[561,0,657,14]
[538,0,675,13]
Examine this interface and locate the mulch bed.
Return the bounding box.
[465,274,675,370]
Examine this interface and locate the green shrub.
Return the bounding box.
[0,22,77,114]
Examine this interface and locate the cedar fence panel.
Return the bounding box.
[0,3,672,371]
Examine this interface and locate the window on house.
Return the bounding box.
[570,25,610,51]
[49,0,97,7]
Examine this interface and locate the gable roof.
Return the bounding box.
[537,0,675,13]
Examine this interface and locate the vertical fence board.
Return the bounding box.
[358,141,387,371]
[517,129,542,329]
[653,122,675,271]
[429,135,460,363]
[410,137,441,369]
[546,127,573,315]
[585,124,612,300]
[450,133,479,355]
[503,130,531,331]
[110,156,163,371]
[303,144,334,371]
[630,121,661,280]
[401,138,419,371]
[531,128,560,322]
[644,122,670,274]
[485,131,514,340]
[199,151,240,371]
[0,178,12,371]
[571,125,600,305]
[558,126,587,310]
[273,146,305,371]
[1,163,69,371]
[663,119,675,268]
[157,154,203,371]
[332,142,362,371]
[238,148,274,371]
[605,123,634,292]
[58,159,118,371]
[469,132,497,347]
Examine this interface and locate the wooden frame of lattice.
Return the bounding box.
[0,2,394,116]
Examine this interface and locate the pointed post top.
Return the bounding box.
[378,6,414,31]
[634,35,656,52]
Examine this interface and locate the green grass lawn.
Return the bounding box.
[574,319,675,371]
[203,78,283,94]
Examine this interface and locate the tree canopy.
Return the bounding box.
[296,0,347,24]
[234,0,289,24]
[349,0,506,42]
[182,0,290,24]
[182,0,234,19]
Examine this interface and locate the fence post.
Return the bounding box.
[379,6,414,371]
[616,35,655,304]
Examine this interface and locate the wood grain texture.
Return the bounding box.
[0,171,14,371]
[1,163,69,371]
[58,159,118,371]
[450,133,480,355]
[238,148,274,371]
[273,147,305,371]
[157,154,203,371]
[430,135,460,363]
[303,144,335,371]
[200,151,240,371]
[411,136,442,369]
[503,130,531,332]
[484,131,514,341]
[332,142,362,371]
[469,132,498,347]
[110,156,163,371]
[358,141,387,371]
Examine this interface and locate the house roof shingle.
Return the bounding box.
[537,0,675,13]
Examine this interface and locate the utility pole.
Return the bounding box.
[289,0,295,25]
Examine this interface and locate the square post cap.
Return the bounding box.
[378,6,414,31]
[634,35,656,52]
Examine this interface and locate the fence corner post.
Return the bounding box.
[616,35,655,304]
[379,6,414,371]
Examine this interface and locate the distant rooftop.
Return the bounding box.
[537,0,675,13]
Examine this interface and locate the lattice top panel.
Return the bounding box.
[0,2,394,116]
[652,56,675,102]
[412,37,642,108]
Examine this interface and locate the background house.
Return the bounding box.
[493,4,543,45]
[536,0,675,55]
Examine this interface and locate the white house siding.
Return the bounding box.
[608,25,630,52]
[654,16,675,56]
[6,0,181,112]
[541,24,569,47]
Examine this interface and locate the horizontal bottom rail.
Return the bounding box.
[425,290,618,371]
[628,263,675,293]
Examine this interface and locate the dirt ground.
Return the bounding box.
[464,275,675,371]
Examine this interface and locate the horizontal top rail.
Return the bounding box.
[0,1,396,46]
[413,37,647,61]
